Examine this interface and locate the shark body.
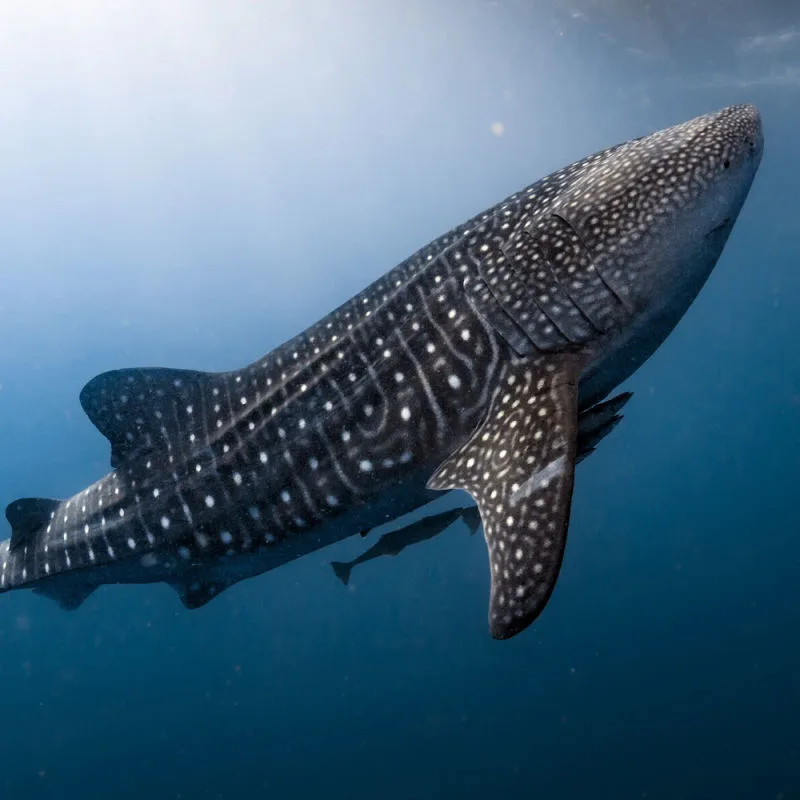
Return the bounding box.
[0,105,763,638]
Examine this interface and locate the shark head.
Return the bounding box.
[557,104,764,403]
[560,104,762,314]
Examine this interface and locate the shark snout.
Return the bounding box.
[712,103,764,170]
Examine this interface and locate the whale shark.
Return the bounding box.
[0,104,763,638]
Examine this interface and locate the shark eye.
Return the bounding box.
[723,158,731,169]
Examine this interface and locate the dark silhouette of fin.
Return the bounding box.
[576,392,632,464]
[32,583,97,611]
[6,497,62,551]
[169,578,235,610]
[331,561,352,586]
[460,506,482,536]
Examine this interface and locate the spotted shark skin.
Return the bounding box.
[0,105,763,638]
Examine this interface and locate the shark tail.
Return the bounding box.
[331,561,352,586]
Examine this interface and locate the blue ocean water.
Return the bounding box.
[0,1,797,797]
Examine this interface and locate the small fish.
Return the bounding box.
[331,505,482,587]
[0,105,763,638]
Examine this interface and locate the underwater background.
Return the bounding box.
[0,1,798,797]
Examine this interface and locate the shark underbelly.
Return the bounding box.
[20,464,439,607]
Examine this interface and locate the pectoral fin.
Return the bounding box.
[32,582,97,611]
[428,354,582,639]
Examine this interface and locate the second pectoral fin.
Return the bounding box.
[427,354,582,639]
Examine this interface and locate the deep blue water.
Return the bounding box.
[0,2,798,798]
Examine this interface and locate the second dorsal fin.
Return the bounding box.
[79,367,225,467]
[6,497,61,550]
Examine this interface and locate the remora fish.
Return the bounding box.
[331,505,483,587]
[0,105,762,638]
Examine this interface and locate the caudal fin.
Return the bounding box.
[331,561,352,586]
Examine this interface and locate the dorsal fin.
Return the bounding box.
[79,367,223,467]
[6,497,61,550]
